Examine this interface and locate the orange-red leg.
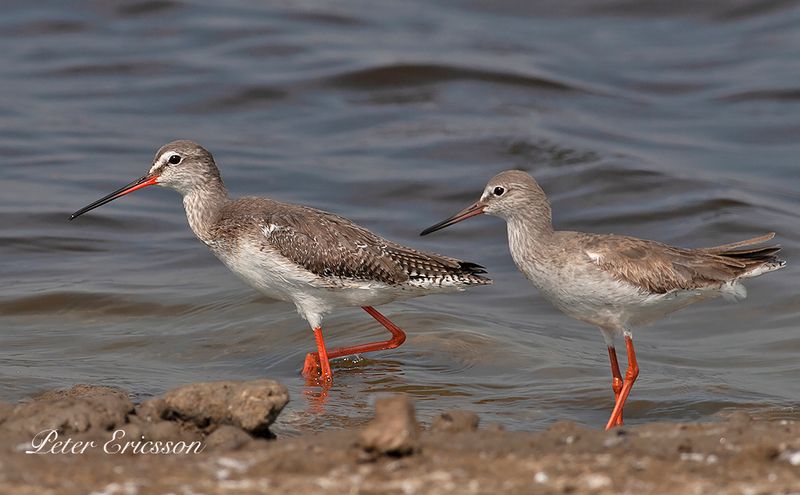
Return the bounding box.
[302,327,333,386]
[605,336,639,430]
[607,346,624,427]
[302,306,407,381]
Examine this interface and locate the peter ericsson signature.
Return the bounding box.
[24,429,204,455]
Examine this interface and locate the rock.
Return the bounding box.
[117,423,144,444]
[161,380,288,436]
[359,394,419,456]
[205,425,252,451]
[136,397,167,423]
[142,420,193,442]
[431,410,480,433]
[0,384,133,436]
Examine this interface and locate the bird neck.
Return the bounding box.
[509,200,554,236]
[506,207,555,261]
[182,181,229,241]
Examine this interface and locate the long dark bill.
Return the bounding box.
[420,201,486,236]
[69,174,159,221]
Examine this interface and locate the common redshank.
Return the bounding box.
[421,170,785,430]
[69,140,491,385]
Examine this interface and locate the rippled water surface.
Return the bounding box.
[2,1,799,434]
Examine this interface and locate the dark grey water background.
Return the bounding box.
[1,1,798,434]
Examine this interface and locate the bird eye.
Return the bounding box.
[493,186,505,196]
[168,154,182,165]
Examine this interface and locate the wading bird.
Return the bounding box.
[421,170,784,429]
[70,141,491,385]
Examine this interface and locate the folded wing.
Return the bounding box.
[581,233,782,294]
[219,198,490,286]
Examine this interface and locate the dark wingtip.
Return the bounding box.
[458,261,488,274]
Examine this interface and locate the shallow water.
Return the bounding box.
[1,0,799,435]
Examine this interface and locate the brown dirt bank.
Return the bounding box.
[0,381,798,494]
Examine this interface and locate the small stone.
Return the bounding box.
[582,473,611,490]
[431,410,480,433]
[136,397,167,423]
[117,423,144,444]
[143,421,184,441]
[781,450,800,466]
[161,380,288,436]
[205,425,252,451]
[0,385,133,436]
[359,395,420,456]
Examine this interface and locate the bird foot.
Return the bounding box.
[605,414,624,430]
[301,352,332,386]
[302,352,320,378]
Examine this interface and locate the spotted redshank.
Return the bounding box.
[421,170,785,430]
[70,140,491,385]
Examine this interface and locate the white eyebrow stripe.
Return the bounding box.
[157,151,175,163]
[149,151,178,174]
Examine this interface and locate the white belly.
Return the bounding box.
[515,255,719,330]
[208,240,457,327]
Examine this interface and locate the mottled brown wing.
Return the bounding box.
[214,198,488,285]
[380,241,489,283]
[580,233,778,294]
[261,204,411,285]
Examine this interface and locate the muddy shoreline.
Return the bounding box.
[1,380,798,494]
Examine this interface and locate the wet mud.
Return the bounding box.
[1,380,798,494]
